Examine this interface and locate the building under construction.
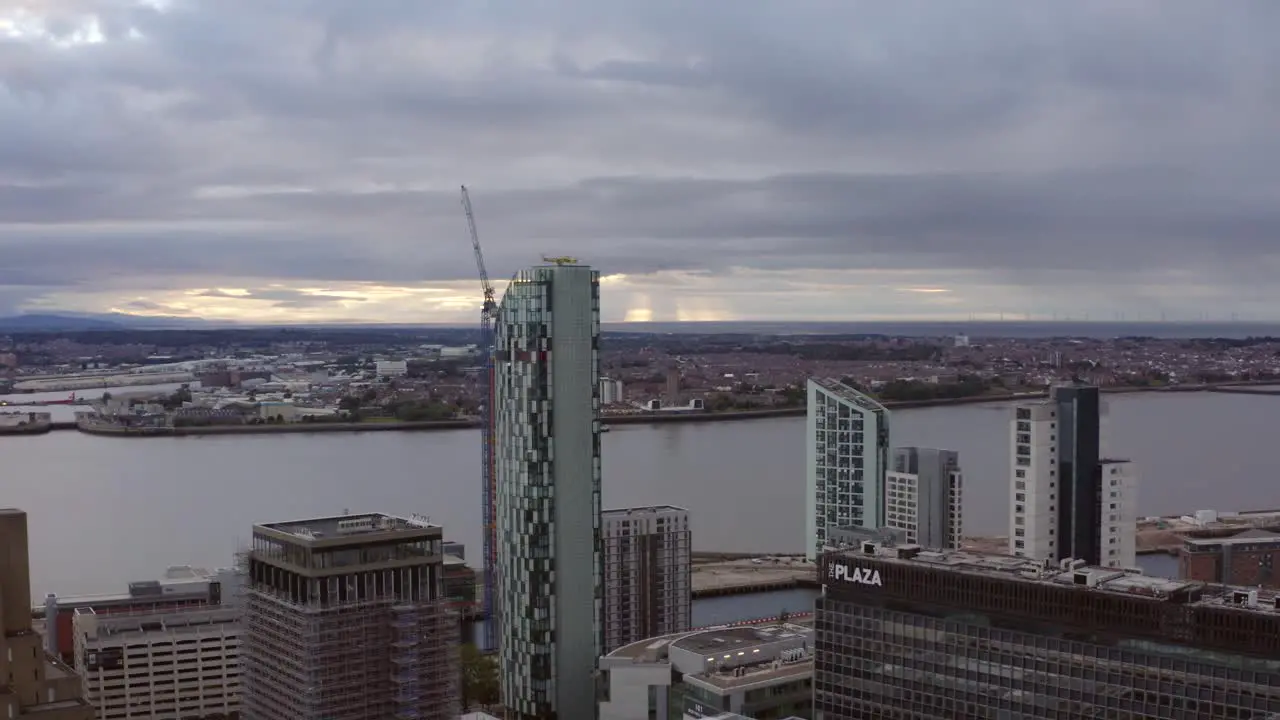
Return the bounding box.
[240,513,459,720]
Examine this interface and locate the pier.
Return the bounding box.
[691,558,819,599]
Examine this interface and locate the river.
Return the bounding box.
[2,389,1277,599]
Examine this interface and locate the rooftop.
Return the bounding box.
[826,541,1280,617]
[258,512,440,543]
[607,622,814,691]
[74,605,239,641]
[43,566,218,609]
[603,505,689,518]
[1184,528,1280,547]
[811,377,888,414]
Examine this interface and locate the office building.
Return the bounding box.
[0,508,96,720]
[1010,383,1138,567]
[805,378,890,561]
[884,446,963,550]
[1180,527,1280,588]
[493,261,603,719]
[815,539,1280,718]
[602,506,692,653]
[598,623,813,720]
[41,566,231,664]
[240,512,458,720]
[74,604,241,719]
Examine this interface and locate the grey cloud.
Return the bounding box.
[2,0,1280,314]
[193,288,368,307]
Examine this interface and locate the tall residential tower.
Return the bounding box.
[494,262,603,719]
[885,446,963,550]
[601,506,691,653]
[1010,383,1137,568]
[805,378,890,561]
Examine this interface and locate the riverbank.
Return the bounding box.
[31,379,1277,438]
[76,419,476,437]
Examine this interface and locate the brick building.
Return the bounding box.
[1179,527,1280,587]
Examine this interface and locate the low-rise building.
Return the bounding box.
[375,360,408,377]
[74,605,242,720]
[598,623,813,720]
[41,566,232,664]
[1180,527,1280,588]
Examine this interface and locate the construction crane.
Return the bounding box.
[461,185,499,651]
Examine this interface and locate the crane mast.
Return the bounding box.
[461,185,499,651]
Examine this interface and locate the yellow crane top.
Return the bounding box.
[541,255,578,266]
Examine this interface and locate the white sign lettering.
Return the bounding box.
[829,563,882,586]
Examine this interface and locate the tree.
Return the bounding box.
[460,644,499,710]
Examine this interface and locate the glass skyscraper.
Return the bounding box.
[493,262,603,720]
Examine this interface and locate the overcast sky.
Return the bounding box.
[2,1,1279,324]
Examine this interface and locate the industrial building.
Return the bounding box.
[805,378,891,561]
[816,538,1280,718]
[602,506,692,653]
[884,446,963,550]
[239,512,458,720]
[0,508,96,720]
[493,261,603,719]
[1009,383,1138,568]
[1180,527,1280,588]
[74,604,241,719]
[598,623,814,720]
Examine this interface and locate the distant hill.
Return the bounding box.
[0,312,216,331]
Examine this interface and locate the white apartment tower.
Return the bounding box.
[601,506,691,654]
[1099,459,1139,568]
[885,447,963,550]
[805,378,891,562]
[494,262,603,720]
[1010,384,1138,568]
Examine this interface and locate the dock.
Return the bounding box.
[692,558,819,599]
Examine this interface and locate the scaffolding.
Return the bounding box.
[239,562,459,720]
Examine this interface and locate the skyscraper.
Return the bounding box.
[885,447,963,550]
[239,513,458,720]
[494,261,602,719]
[0,509,95,720]
[805,378,890,561]
[1010,383,1137,567]
[601,506,691,653]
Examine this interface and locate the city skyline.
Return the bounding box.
[5,2,1280,323]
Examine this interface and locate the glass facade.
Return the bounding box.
[815,551,1280,719]
[494,264,603,720]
